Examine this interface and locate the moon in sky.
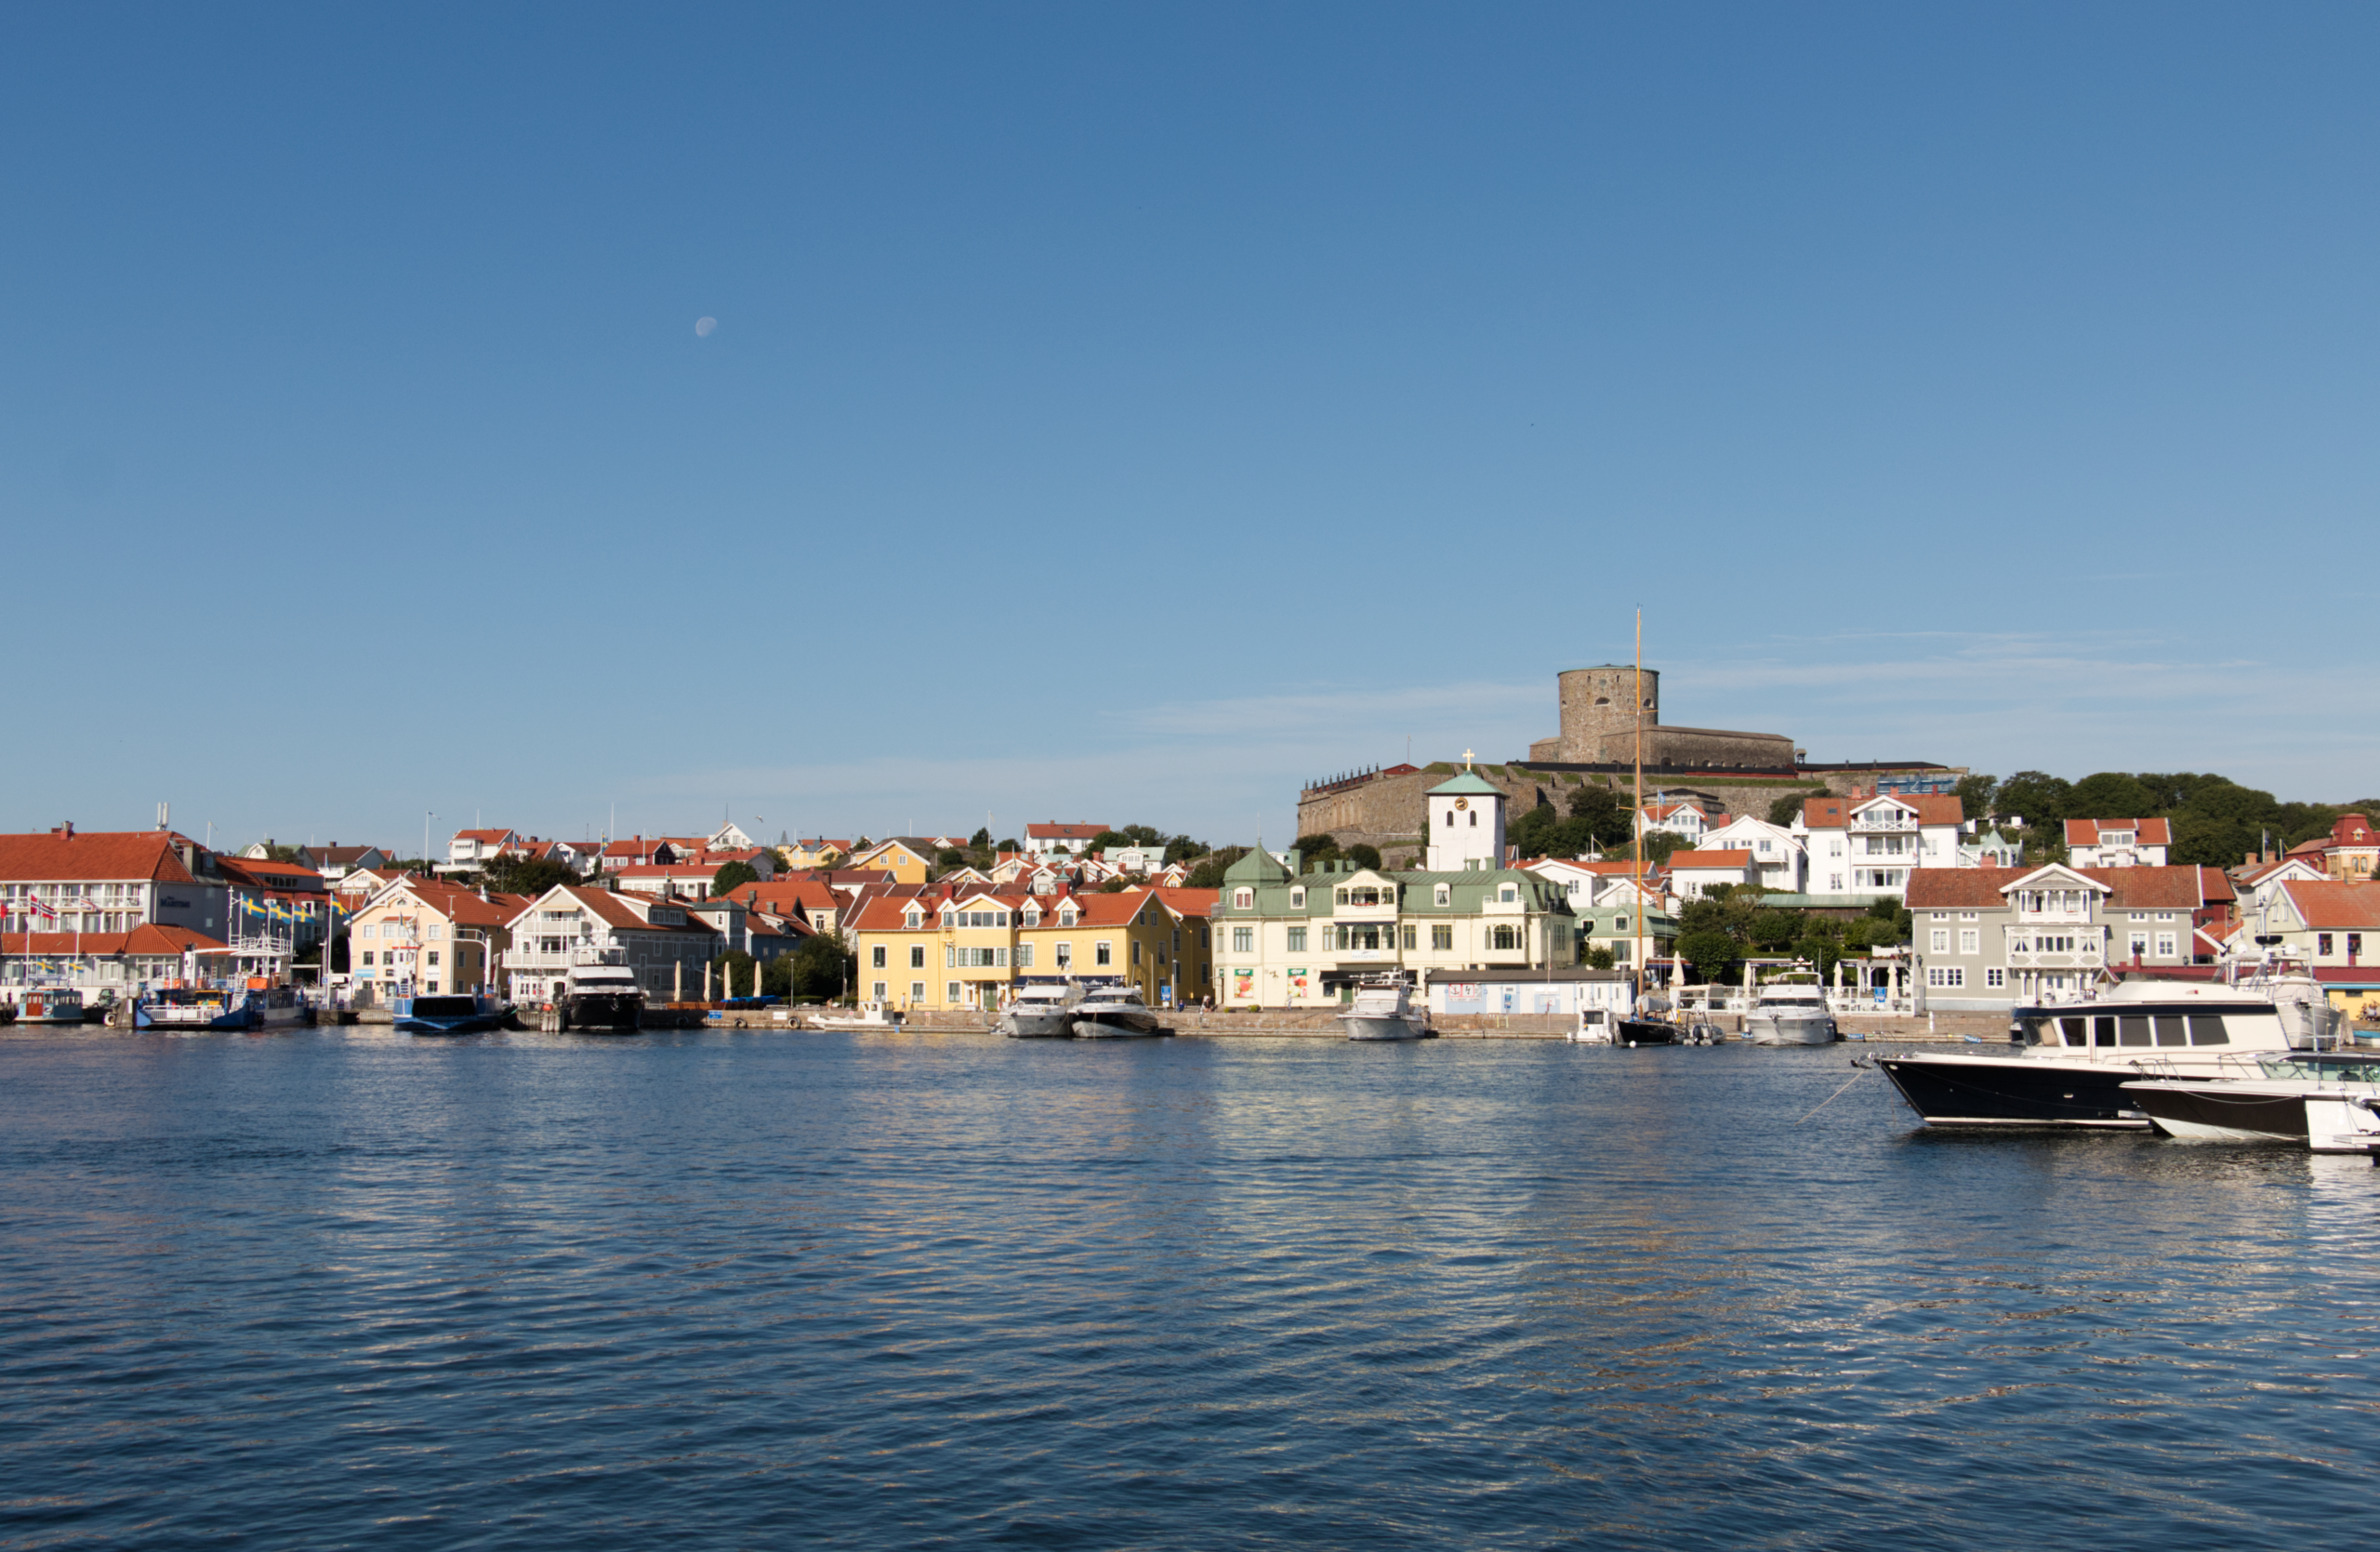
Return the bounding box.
[694,316,718,338]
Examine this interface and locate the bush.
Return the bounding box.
[710,860,761,896]
[1347,842,1382,869]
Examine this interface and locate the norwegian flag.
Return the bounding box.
[27,897,58,922]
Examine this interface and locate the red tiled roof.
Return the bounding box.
[1904,865,2211,911]
[1904,868,2028,908]
[1025,823,1109,840]
[3,923,233,955]
[1147,887,1219,920]
[2065,817,2173,846]
[2278,881,2380,932]
[1667,849,1755,869]
[0,830,205,885]
[454,829,513,844]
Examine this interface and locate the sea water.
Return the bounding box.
[3,1028,2375,1548]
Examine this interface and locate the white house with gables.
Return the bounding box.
[1794,791,1965,899]
[1699,816,1806,893]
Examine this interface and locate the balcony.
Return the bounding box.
[1850,814,1915,831]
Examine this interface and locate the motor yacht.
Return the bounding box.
[1872,973,2327,1129]
[1000,984,1079,1038]
[1340,976,1433,1041]
[2123,1052,2380,1153]
[557,950,644,1032]
[1743,981,1836,1045]
[1071,985,1169,1039]
[814,1002,901,1028]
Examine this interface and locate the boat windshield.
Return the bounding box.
[411,996,479,1016]
[2255,1056,2380,1083]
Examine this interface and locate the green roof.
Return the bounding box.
[1427,771,1503,797]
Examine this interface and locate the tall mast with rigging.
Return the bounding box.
[1633,608,1646,1002]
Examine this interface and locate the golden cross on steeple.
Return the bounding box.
[1462,749,1474,770]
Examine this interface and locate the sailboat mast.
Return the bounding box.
[1633,608,1645,993]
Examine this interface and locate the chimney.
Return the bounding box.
[53,821,73,838]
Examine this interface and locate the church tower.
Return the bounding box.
[1424,761,1507,873]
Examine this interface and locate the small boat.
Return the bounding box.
[1616,1016,1677,1046]
[1000,984,1079,1039]
[139,987,255,1030]
[12,988,86,1025]
[1340,975,1433,1041]
[1572,1007,1618,1044]
[814,1001,902,1028]
[557,951,645,1032]
[249,982,314,1028]
[1071,985,1169,1039]
[395,993,509,1035]
[1680,1020,1727,1045]
[0,1002,14,1027]
[1743,982,1837,1046]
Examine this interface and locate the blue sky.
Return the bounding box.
[6,4,2373,855]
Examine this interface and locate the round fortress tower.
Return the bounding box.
[1556,665,1658,763]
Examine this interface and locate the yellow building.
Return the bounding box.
[788,838,850,869]
[847,837,934,885]
[848,889,1023,1012]
[347,877,528,1000]
[1014,890,1192,1008]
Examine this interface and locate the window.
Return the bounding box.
[2352,934,2365,959]
[1491,924,1519,951]
[1926,966,1964,988]
[1287,927,1307,951]
[872,981,887,1001]
[1290,888,1304,908]
[945,945,956,968]
[1231,927,1252,953]
[1469,812,1478,827]
[1500,886,1516,903]
[1016,944,1035,968]
[871,946,886,969]
[1432,923,1452,950]
[1434,884,1450,907]
[911,982,926,1002]
[1232,890,1252,909]
[1958,929,1978,954]
[1096,941,1114,966]
[1060,909,1078,926]
[1616,915,1629,932]
[1056,943,1074,968]
[1985,967,2005,988]
[2128,935,2148,960]
[947,982,961,1004]
[1929,930,1949,953]
[1130,941,1142,965]
[2154,934,2177,959]
[909,945,926,969]
[427,951,440,967]
[427,981,440,993]
[904,909,921,928]
[1402,925,1416,949]
[362,951,375,967]
[2320,934,2334,957]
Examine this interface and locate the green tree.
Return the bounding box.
[1293,832,1341,862]
[1641,831,1688,868]
[1099,877,1130,893]
[1952,773,1999,820]
[1792,933,1842,977]
[708,948,758,996]
[996,837,1021,854]
[1750,909,1805,950]
[1163,834,1210,865]
[1993,771,2073,827]
[1678,929,1740,979]
[480,855,580,897]
[1184,848,1249,890]
[771,934,854,1002]
[710,859,761,896]
[2069,772,2160,817]
[1583,945,1616,971]
[971,827,992,848]
[1565,783,1633,846]
[1347,842,1382,869]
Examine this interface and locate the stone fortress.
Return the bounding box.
[1526,665,1798,768]
[1296,665,1963,864]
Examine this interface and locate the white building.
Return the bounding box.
[1425,769,1506,872]
[503,884,721,1005]
[1793,791,1966,899]
[1699,816,1806,893]
[2065,818,2171,869]
[1636,799,1714,844]
[1665,848,1759,900]
[1025,823,1109,856]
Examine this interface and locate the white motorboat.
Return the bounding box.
[1000,984,1080,1039]
[1071,986,1169,1039]
[1743,982,1836,1046]
[1874,972,2325,1129]
[1340,977,1433,1041]
[1572,1007,1618,1044]
[814,1001,902,1028]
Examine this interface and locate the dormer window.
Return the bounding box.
[1435,883,1450,907]
[1500,885,1517,903]
[1289,888,1304,908]
[1022,906,1040,925]
[904,909,922,928]
[1232,889,1252,909]
[1060,908,1078,926]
